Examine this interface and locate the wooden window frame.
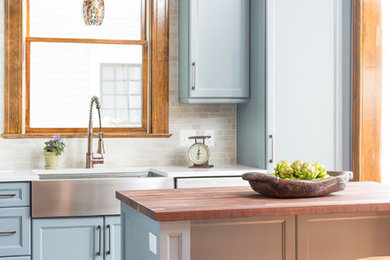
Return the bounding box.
[352,0,382,181]
[4,0,170,138]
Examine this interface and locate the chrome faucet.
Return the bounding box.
[86,96,105,168]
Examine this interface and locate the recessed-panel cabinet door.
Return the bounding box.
[0,207,30,257]
[265,0,350,171]
[189,0,249,99]
[104,216,121,260]
[32,217,104,260]
[297,213,390,260]
[191,216,295,260]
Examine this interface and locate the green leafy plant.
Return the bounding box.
[274,160,330,180]
[44,134,65,155]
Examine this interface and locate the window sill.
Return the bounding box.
[2,133,172,139]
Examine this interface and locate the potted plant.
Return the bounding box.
[43,134,65,169]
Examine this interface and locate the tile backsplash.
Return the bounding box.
[0,0,236,169]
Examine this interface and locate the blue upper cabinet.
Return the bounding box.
[179,0,250,103]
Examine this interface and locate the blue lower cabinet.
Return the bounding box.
[32,216,121,260]
[104,216,121,260]
[32,217,104,260]
[0,207,31,257]
[121,205,160,260]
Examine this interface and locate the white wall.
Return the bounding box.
[0,0,237,169]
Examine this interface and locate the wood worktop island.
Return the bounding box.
[116,182,390,260]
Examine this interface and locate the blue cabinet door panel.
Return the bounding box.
[0,207,31,257]
[32,217,104,260]
[105,216,121,260]
[0,182,30,208]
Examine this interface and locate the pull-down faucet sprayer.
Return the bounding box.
[86,96,105,168]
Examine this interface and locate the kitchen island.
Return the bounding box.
[116,182,390,260]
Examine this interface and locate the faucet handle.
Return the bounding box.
[96,132,105,155]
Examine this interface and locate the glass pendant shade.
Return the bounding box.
[83,0,105,26]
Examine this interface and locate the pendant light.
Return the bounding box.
[83,0,105,26]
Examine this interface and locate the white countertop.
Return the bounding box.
[151,165,265,177]
[0,170,40,182]
[0,165,265,182]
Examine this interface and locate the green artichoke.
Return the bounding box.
[274,160,330,180]
[274,161,294,179]
[299,162,318,180]
[291,160,304,178]
[314,162,327,179]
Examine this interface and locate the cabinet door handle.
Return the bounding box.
[0,231,16,235]
[0,194,16,198]
[97,225,102,256]
[192,62,196,90]
[106,224,111,255]
[269,134,274,163]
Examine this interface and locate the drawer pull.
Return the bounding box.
[97,225,102,256]
[269,134,274,163]
[106,224,111,255]
[0,231,16,235]
[0,194,16,197]
[192,62,196,90]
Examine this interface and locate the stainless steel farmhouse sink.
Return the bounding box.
[31,168,173,218]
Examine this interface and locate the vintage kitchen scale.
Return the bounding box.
[187,136,213,168]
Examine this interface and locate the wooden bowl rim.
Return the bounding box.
[242,171,353,184]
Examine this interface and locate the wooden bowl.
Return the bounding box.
[242,171,353,198]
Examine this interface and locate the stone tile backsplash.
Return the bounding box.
[0,0,236,169]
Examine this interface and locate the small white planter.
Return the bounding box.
[44,151,60,170]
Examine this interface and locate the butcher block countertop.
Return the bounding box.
[116,182,390,221]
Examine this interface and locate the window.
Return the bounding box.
[4,0,169,138]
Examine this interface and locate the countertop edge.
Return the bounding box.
[150,202,390,221]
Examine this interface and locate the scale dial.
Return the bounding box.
[188,143,210,166]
